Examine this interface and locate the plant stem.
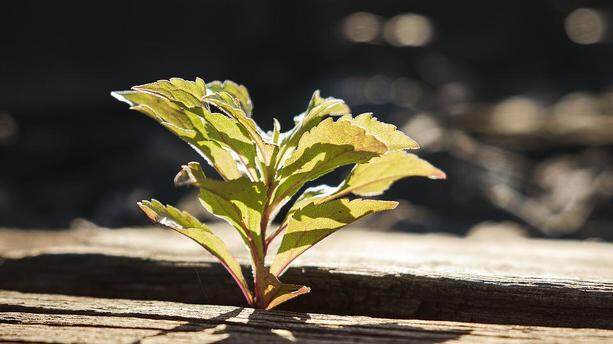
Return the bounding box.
[247,233,267,309]
[253,133,285,309]
[266,221,287,247]
[255,174,272,308]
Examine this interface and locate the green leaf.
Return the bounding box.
[271,118,281,144]
[133,77,207,109]
[112,88,262,180]
[272,117,387,207]
[138,199,253,305]
[278,91,351,157]
[115,78,259,179]
[339,113,419,150]
[256,268,310,310]
[198,111,259,180]
[318,151,446,203]
[299,90,351,128]
[284,184,338,218]
[203,91,276,165]
[270,198,397,276]
[266,283,311,310]
[175,162,267,259]
[173,161,207,187]
[207,80,253,115]
[112,90,193,128]
[266,185,338,245]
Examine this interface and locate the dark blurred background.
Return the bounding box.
[1,1,612,240]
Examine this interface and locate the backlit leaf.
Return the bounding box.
[198,111,259,180]
[203,91,276,165]
[176,163,267,259]
[111,91,243,180]
[339,113,419,150]
[267,185,339,244]
[133,77,207,109]
[207,80,253,115]
[278,91,351,160]
[255,268,310,310]
[298,90,351,130]
[284,184,339,218]
[116,78,260,180]
[271,118,281,144]
[318,151,446,203]
[272,117,387,207]
[270,198,397,276]
[138,199,252,304]
[173,161,207,187]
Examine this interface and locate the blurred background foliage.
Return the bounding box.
[1,0,612,240]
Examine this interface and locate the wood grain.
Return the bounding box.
[1,226,612,329]
[2,291,612,343]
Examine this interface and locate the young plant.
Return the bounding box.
[112,77,445,310]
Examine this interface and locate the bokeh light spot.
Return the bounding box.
[384,14,433,47]
[565,8,606,45]
[341,12,382,43]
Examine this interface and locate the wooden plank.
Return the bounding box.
[1,227,612,329]
[1,291,612,343]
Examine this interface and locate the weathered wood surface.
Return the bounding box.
[2,291,612,343]
[1,226,612,329]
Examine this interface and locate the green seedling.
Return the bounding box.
[112,77,445,309]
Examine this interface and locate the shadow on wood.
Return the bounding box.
[1,292,471,344]
[1,251,612,329]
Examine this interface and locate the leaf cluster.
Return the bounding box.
[112,77,444,309]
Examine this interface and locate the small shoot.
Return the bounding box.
[112,77,445,310]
